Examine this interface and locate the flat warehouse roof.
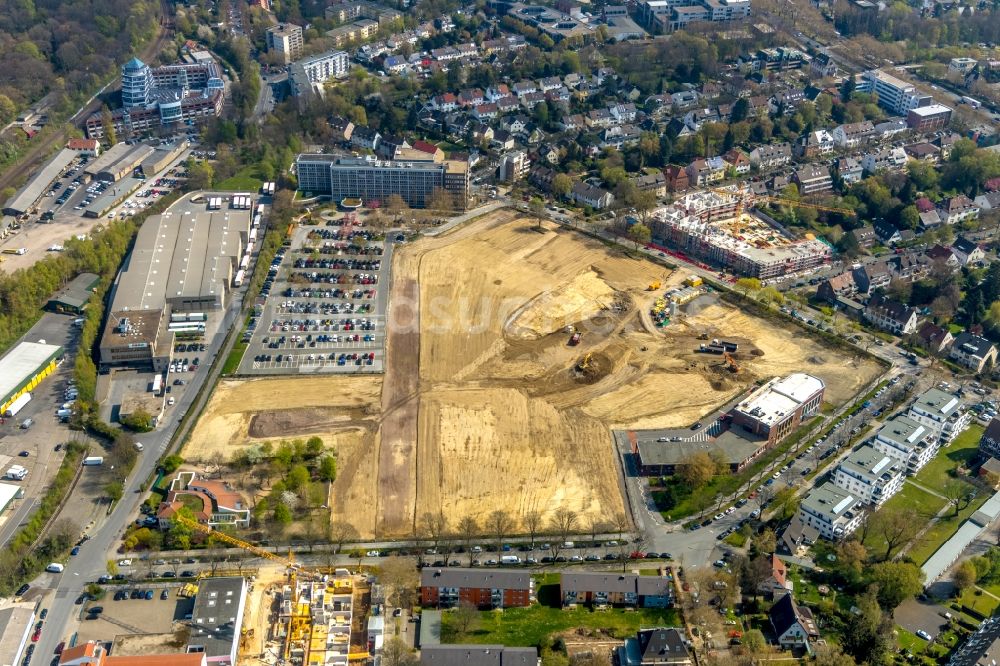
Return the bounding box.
[0,603,34,666]
[85,142,134,176]
[0,482,20,511]
[0,341,63,404]
[4,148,78,215]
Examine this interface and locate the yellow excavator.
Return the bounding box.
[577,352,593,371]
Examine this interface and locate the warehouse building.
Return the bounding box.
[83,177,145,218]
[89,143,155,183]
[296,153,470,209]
[0,602,36,666]
[0,341,64,416]
[99,204,247,370]
[47,272,100,313]
[141,141,189,177]
[3,148,78,216]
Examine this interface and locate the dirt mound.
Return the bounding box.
[808,355,826,364]
[750,348,765,356]
[507,270,616,340]
[248,407,371,438]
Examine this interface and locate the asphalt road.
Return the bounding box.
[32,276,249,661]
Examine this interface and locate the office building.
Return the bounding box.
[796,482,863,541]
[296,154,470,209]
[85,57,224,139]
[907,104,953,132]
[908,387,970,445]
[188,577,248,666]
[857,69,933,116]
[731,373,825,446]
[832,444,904,507]
[266,23,304,64]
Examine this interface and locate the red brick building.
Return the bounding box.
[420,568,533,609]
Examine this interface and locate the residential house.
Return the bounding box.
[618,628,692,666]
[420,568,533,609]
[430,93,458,112]
[926,244,960,270]
[683,108,721,133]
[156,472,250,529]
[904,142,940,163]
[495,96,520,114]
[664,165,690,192]
[601,124,641,150]
[512,80,538,97]
[832,444,905,507]
[915,321,954,353]
[796,482,863,541]
[979,418,1000,461]
[939,195,981,225]
[974,191,1000,211]
[610,102,639,123]
[490,129,514,150]
[529,165,557,192]
[874,220,902,245]
[769,594,820,652]
[376,135,410,159]
[817,272,857,303]
[559,114,586,131]
[832,121,874,149]
[587,109,614,128]
[350,126,381,151]
[759,554,792,600]
[812,52,837,78]
[890,253,928,281]
[723,149,751,175]
[848,225,876,249]
[949,332,998,373]
[852,262,891,296]
[570,182,615,210]
[836,157,863,184]
[919,209,943,230]
[486,84,511,101]
[794,130,834,158]
[952,236,985,266]
[792,164,832,195]
[670,90,700,109]
[520,92,546,109]
[560,572,673,608]
[871,118,908,140]
[686,157,726,186]
[863,294,919,335]
[457,89,485,107]
[861,147,908,174]
[471,103,498,121]
[631,172,667,197]
[411,140,444,162]
[749,143,792,169]
[327,115,355,143]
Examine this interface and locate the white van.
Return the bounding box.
[46,563,64,573]
[134,442,144,452]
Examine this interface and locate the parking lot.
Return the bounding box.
[238,211,396,375]
[72,585,195,644]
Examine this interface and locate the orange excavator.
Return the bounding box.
[723,351,739,373]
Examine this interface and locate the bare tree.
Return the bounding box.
[587,515,608,547]
[381,637,418,666]
[457,516,481,567]
[523,510,543,548]
[486,509,516,559]
[872,505,920,561]
[421,511,449,557]
[452,600,479,635]
[549,508,579,560]
[379,556,418,610]
[329,521,359,555]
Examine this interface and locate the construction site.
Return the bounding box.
[183,209,882,539]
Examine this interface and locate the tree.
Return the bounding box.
[104,481,124,503]
[329,521,359,554]
[452,600,478,635]
[835,540,868,581]
[381,637,418,666]
[380,556,419,609]
[552,174,572,198]
[735,277,761,298]
[421,511,449,556]
[120,408,154,432]
[523,510,543,547]
[186,159,214,190]
[741,554,773,601]
[841,589,894,666]
[954,559,978,594]
[742,629,767,654]
[870,504,920,561]
[627,222,651,251]
[942,479,976,517]
[162,455,184,474]
[868,561,924,610]
[386,194,409,221]
[841,77,855,103]
[486,509,515,556]
[813,645,858,666]
[457,516,481,566]
[678,452,715,489]
[428,187,455,212]
[549,508,579,559]
[529,196,546,230]
[273,502,293,526]
[318,455,337,482]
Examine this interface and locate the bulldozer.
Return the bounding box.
[648,280,662,291]
[722,351,739,373]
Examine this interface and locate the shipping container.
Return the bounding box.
[233,269,245,287]
[4,392,31,417]
[188,312,207,322]
[82,456,104,466]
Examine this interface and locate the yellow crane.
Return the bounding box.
[705,187,857,219]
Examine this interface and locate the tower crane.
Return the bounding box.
[705,186,857,219]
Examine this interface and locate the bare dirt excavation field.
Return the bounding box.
[184,210,882,538]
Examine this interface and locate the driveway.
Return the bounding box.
[896,597,950,639]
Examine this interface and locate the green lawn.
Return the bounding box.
[221,341,247,375]
[914,424,984,490]
[440,604,680,648]
[866,483,946,559]
[179,493,205,513]
[908,492,990,566]
[958,586,1000,617]
[215,174,264,191]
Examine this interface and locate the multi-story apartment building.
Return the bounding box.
[857,69,933,115]
[266,23,304,64]
[861,147,908,174]
[796,482,864,541]
[638,0,749,31]
[296,154,470,209]
[832,444,904,507]
[420,568,532,609]
[906,104,953,132]
[289,50,350,97]
[85,57,224,138]
[560,573,673,608]
[908,388,970,445]
[749,143,792,170]
[792,164,833,195]
[873,415,939,474]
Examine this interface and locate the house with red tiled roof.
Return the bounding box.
[759,554,792,599]
[411,140,444,162]
[67,138,101,156]
[156,472,250,529]
[59,642,105,666]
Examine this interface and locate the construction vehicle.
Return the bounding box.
[569,332,581,345]
[723,351,739,373]
[648,280,661,291]
[697,332,709,340]
[577,352,592,371]
[705,187,856,220]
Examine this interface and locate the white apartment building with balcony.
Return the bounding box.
[797,482,864,541]
[832,444,904,507]
[872,415,939,474]
[907,387,970,445]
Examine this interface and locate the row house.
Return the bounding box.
[862,147,908,174]
[863,294,919,335]
[512,80,538,97]
[457,89,485,107]
[561,572,673,608]
[832,121,874,149]
[749,143,792,170]
[539,76,562,92]
[520,91,546,109]
[686,157,726,186]
[420,568,532,609]
[485,84,510,101]
[723,148,751,175]
[496,96,520,113]
[431,46,461,61]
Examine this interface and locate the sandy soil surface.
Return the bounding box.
[183,209,881,539]
[0,215,106,272]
